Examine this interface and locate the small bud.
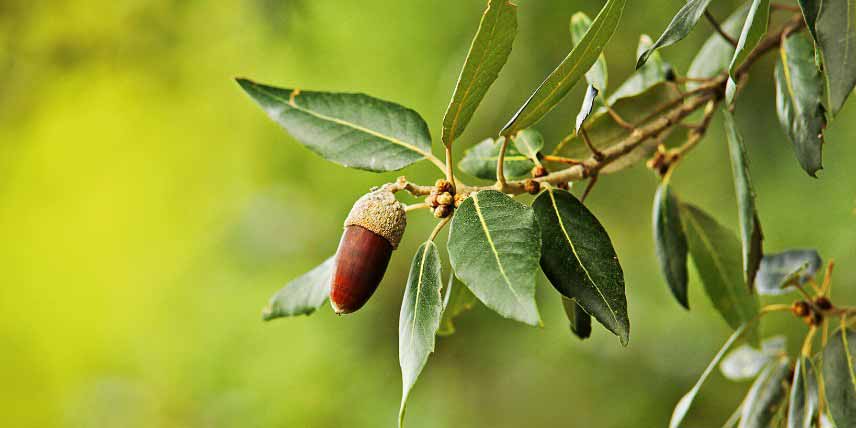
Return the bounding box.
[437,192,453,206]
[330,189,406,314]
[557,181,570,191]
[435,179,452,194]
[425,192,438,207]
[524,179,541,195]
[454,192,468,208]
[531,165,548,178]
[809,311,824,326]
[814,296,833,311]
[434,204,452,218]
[792,300,811,318]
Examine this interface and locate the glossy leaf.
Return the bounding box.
[797,0,821,44]
[788,357,819,428]
[575,85,600,132]
[448,190,541,325]
[502,0,626,135]
[261,257,333,320]
[670,324,751,428]
[738,356,791,428]
[816,0,856,114]
[442,0,517,146]
[562,297,592,340]
[437,275,478,336]
[822,327,856,427]
[729,0,770,76]
[511,129,544,162]
[653,181,689,309]
[398,242,444,427]
[533,187,629,345]
[775,34,827,177]
[237,79,433,172]
[756,249,822,296]
[720,336,786,381]
[723,108,763,291]
[459,137,533,180]
[681,203,760,342]
[636,0,713,69]
[570,12,608,91]
[609,34,672,104]
[687,4,750,87]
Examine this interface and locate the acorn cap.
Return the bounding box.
[344,189,406,249]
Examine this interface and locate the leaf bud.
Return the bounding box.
[437,192,453,206]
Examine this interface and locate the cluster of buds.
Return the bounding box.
[791,296,834,326]
[426,179,460,218]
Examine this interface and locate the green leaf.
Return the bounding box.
[562,297,592,339]
[729,0,770,77]
[554,82,681,160]
[720,336,786,381]
[511,129,544,162]
[448,190,542,326]
[636,0,714,69]
[501,0,627,135]
[442,0,517,146]
[738,356,792,428]
[797,0,821,44]
[681,203,760,341]
[437,275,478,336]
[261,257,333,320]
[237,79,433,172]
[575,85,600,131]
[610,35,672,104]
[687,4,750,88]
[533,187,629,345]
[570,12,608,91]
[775,33,827,177]
[459,137,534,180]
[756,249,822,296]
[670,323,752,428]
[653,181,690,309]
[815,0,856,114]
[398,241,444,427]
[822,327,856,427]
[723,109,763,291]
[788,357,819,428]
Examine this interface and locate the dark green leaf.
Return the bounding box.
[448,190,541,325]
[575,85,600,131]
[720,336,786,381]
[562,297,592,339]
[756,249,822,296]
[687,4,750,87]
[261,257,333,320]
[816,0,856,114]
[636,0,714,69]
[610,34,672,103]
[788,357,819,428]
[681,203,760,342]
[738,356,791,428]
[822,327,856,427]
[775,33,827,177]
[729,0,771,77]
[442,0,517,146]
[502,0,627,135]
[511,129,544,162]
[723,109,763,291]
[437,275,478,336]
[797,0,821,44]
[670,323,752,428]
[533,187,629,345]
[459,137,534,180]
[570,12,608,91]
[237,79,433,172]
[398,241,444,427]
[653,181,689,309]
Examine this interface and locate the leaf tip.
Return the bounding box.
[635,51,650,70]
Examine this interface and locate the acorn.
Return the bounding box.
[330,189,406,314]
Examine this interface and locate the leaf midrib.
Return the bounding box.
[407,242,434,361]
[248,82,434,160]
[471,193,526,307]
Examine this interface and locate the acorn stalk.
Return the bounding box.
[330,189,406,314]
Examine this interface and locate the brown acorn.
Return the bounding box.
[330,189,406,314]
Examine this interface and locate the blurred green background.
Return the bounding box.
[1,0,854,427]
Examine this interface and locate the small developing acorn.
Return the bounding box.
[814,296,833,311]
[524,179,541,195]
[435,178,453,194]
[792,300,811,318]
[531,165,548,178]
[436,192,453,206]
[434,204,452,218]
[454,192,468,208]
[330,189,406,314]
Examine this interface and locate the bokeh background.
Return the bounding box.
[1,0,854,427]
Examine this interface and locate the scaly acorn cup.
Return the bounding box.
[330,188,406,314]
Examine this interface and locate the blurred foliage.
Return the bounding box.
[0,0,854,427]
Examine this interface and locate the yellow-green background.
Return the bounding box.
[1,1,854,427]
